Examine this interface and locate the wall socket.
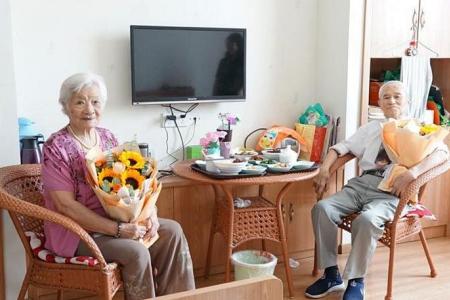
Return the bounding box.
[161,113,198,128]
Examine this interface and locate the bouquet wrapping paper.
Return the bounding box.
[85,143,162,247]
[378,119,448,203]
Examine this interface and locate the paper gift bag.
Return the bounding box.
[295,123,327,162]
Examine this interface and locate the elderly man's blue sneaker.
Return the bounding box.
[305,267,345,299]
[343,278,365,300]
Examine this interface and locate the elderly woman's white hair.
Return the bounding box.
[59,73,107,115]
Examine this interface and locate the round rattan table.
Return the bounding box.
[172,160,319,298]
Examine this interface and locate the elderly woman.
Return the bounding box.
[305,81,449,300]
[42,73,195,299]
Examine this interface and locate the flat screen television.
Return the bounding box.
[130,25,246,105]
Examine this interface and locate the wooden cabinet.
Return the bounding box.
[370,0,418,58]
[370,0,450,58]
[418,0,450,58]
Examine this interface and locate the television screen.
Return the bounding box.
[131,25,246,105]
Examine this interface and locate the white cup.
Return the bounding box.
[206,159,220,173]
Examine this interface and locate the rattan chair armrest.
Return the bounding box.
[392,159,450,224]
[0,191,109,268]
[329,154,356,175]
[317,154,356,201]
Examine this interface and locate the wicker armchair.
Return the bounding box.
[312,154,450,300]
[0,164,122,300]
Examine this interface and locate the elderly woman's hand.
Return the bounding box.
[119,223,148,240]
[391,169,417,198]
[142,207,160,241]
[313,167,330,198]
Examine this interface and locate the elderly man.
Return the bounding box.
[305,81,449,300]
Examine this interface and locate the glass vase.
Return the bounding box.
[220,141,232,159]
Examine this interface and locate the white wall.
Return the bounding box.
[10,0,318,167]
[0,0,25,298]
[315,0,366,244]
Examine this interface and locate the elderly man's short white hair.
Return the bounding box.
[378,80,405,99]
[59,73,107,115]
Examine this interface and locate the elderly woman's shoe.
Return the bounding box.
[343,278,365,300]
[305,266,345,298]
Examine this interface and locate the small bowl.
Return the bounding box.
[214,159,247,174]
[241,165,267,175]
[233,150,259,161]
[261,149,281,161]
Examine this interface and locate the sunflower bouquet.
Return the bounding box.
[85,142,162,247]
[378,119,448,203]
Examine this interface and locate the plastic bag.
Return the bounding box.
[298,103,329,127]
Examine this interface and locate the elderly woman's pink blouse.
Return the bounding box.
[42,127,118,257]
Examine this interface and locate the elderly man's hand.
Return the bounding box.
[391,170,417,197]
[313,168,330,198]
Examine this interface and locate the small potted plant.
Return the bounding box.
[199,131,227,158]
[218,113,240,142]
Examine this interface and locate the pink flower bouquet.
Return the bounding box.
[200,131,227,157]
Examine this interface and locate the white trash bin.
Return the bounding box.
[231,250,277,280]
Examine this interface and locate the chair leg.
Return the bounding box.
[385,242,397,300]
[419,229,437,277]
[204,219,216,279]
[57,290,63,300]
[281,237,295,298]
[312,243,319,276]
[225,243,233,282]
[261,239,267,251]
[18,269,32,300]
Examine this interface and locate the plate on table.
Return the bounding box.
[267,163,292,173]
[213,159,248,175]
[290,160,315,170]
[256,159,279,166]
[194,160,207,170]
[190,164,265,179]
[241,165,267,175]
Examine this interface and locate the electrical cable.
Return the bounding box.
[163,119,178,163]
[161,103,199,115]
[160,118,197,167]
[168,105,186,160]
[173,117,185,160]
[160,104,198,166]
[165,118,197,160]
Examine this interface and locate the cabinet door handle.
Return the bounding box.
[281,204,286,219]
[289,203,294,222]
[410,9,418,32]
[419,9,425,29]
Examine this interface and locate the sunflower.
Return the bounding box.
[121,169,145,190]
[118,151,146,169]
[98,168,121,185]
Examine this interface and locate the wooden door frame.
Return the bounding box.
[360,0,373,126]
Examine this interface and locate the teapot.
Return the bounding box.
[279,145,298,164]
[20,134,44,164]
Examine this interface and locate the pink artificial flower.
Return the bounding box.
[200,137,210,147]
